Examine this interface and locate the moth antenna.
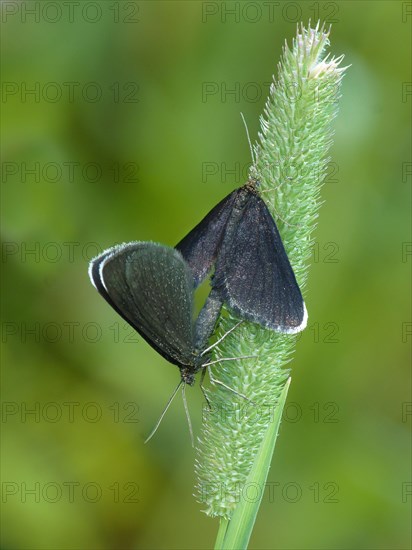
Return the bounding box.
[240,112,256,167]
[201,320,243,356]
[182,384,194,447]
[144,380,183,444]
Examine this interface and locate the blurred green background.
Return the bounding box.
[1,1,410,549]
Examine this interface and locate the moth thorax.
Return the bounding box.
[180,367,195,386]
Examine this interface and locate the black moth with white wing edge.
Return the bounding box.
[89,241,222,386]
[176,178,308,334]
[89,241,248,443]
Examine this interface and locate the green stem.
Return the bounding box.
[219,379,291,550]
[214,517,229,550]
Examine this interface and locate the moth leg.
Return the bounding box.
[199,367,212,410]
[208,371,255,405]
